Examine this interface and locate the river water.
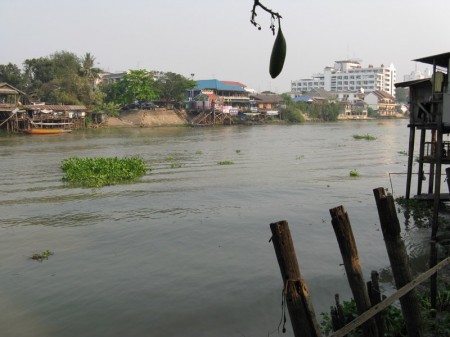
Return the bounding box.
[0,119,433,337]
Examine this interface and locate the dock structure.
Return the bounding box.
[397,52,450,305]
[190,109,232,126]
[0,83,86,133]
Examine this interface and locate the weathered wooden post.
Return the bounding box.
[373,187,424,337]
[329,206,379,337]
[367,271,385,337]
[270,220,321,337]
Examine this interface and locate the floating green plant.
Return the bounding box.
[398,150,408,156]
[296,155,305,160]
[31,250,54,261]
[349,169,360,177]
[195,150,203,155]
[218,161,234,165]
[236,149,241,154]
[352,134,377,141]
[165,155,175,161]
[169,162,183,169]
[61,156,147,188]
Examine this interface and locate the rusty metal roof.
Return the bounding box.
[413,52,450,68]
[23,105,86,111]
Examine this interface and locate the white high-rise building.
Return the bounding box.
[291,60,397,96]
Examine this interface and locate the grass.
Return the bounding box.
[61,156,148,188]
[352,134,377,141]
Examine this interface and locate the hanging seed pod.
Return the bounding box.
[269,25,287,79]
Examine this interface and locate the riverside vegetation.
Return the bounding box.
[319,197,450,336]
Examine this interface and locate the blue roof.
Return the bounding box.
[195,79,245,92]
[293,96,313,102]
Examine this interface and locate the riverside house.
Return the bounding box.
[190,79,250,113]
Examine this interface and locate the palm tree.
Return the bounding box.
[81,52,101,86]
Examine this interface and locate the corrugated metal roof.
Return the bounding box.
[293,96,313,102]
[414,52,450,68]
[395,78,430,88]
[24,105,87,111]
[195,80,245,92]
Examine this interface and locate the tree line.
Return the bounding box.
[0,51,196,115]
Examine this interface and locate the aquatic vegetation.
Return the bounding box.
[349,169,360,177]
[169,162,183,169]
[61,156,147,188]
[218,161,234,165]
[296,155,305,160]
[31,250,54,262]
[236,149,241,154]
[195,150,203,155]
[398,150,408,156]
[352,134,377,141]
[165,155,175,161]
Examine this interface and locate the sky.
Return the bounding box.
[2,0,450,93]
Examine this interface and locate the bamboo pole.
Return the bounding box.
[269,220,321,337]
[329,206,379,337]
[373,187,424,337]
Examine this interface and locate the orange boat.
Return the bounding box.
[23,128,72,135]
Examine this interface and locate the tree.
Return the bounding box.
[81,52,101,85]
[110,70,158,106]
[0,63,25,89]
[155,72,196,106]
[395,87,409,103]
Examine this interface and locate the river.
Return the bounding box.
[0,119,433,337]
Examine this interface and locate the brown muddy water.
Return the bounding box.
[0,120,434,337]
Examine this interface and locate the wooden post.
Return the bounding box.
[269,220,321,337]
[329,206,379,337]
[367,271,384,337]
[373,187,424,337]
[406,125,415,199]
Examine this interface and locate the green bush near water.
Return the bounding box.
[352,134,377,141]
[61,156,148,187]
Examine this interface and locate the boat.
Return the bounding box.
[23,128,72,135]
[23,121,73,135]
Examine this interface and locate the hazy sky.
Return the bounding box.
[2,0,450,93]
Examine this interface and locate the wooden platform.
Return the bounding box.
[414,193,450,201]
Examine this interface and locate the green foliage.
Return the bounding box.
[218,161,234,165]
[110,70,158,106]
[169,162,183,169]
[154,72,196,104]
[353,134,377,140]
[321,285,450,336]
[19,51,102,106]
[367,107,377,117]
[281,105,305,123]
[320,298,406,337]
[31,250,54,262]
[395,87,409,104]
[349,169,360,177]
[395,196,434,227]
[236,149,241,154]
[61,156,147,188]
[0,63,26,89]
[398,150,408,156]
[92,102,121,117]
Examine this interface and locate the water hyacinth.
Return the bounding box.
[61,156,148,188]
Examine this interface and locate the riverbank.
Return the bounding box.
[105,108,189,127]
